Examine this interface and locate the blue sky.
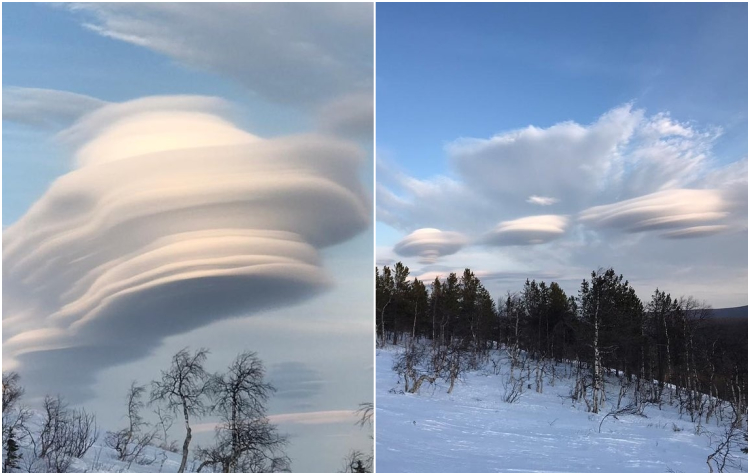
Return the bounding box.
[3,4,373,471]
[377,2,747,308]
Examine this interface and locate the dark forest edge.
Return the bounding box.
[376,262,748,471]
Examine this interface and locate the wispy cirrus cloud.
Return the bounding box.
[67,3,372,108]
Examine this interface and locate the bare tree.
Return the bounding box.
[2,372,24,414]
[153,406,179,452]
[598,401,640,433]
[105,382,157,466]
[196,351,289,473]
[28,395,98,472]
[392,341,437,394]
[342,403,373,473]
[356,402,373,429]
[706,419,747,473]
[66,407,98,458]
[151,347,211,473]
[36,396,70,459]
[444,342,469,394]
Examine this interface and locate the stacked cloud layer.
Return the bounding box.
[393,228,467,264]
[482,215,569,246]
[3,96,369,396]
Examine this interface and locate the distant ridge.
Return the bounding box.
[710,306,748,319]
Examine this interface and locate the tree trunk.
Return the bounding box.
[379,296,390,348]
[412,301,418,339]
[179,400,192,473]
[592,299,602,414]
[662,311,672,403]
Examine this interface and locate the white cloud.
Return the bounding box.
[267,410,356,425]
[578,189,729,235]
[380,104,740,240]
[527,195,559,206]
[68,3,373,107]
[393,228,468,264]
[3,87,107,128]
[482,215,568,246]
[317,92,374,142]
[3,96,370,387]
[661,225,730,239]
[378,104,747,307]
[447,105,642,210]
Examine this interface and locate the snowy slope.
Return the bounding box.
[376,346,747,473]
[9,439,185,473]
[69,443,183,473]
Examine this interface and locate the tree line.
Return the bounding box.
[376,263,747,423]
[1,348,289,473]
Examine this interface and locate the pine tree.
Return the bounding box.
[3,428,22,472]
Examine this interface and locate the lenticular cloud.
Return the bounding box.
[3,96,369,396]
[393,228,467,264]
[481,215,569,246]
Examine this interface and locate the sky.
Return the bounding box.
[376,2,748,309]
[2,3,373,472]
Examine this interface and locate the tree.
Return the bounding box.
[578,269,641,413]
[342,403,373,473]
[376,266,394,347]
[2,372,30,472]
[429,277,443,342]
[151,347,211,473]
[391,262,411,344]
[409,277,429,339]
[2,372,23,414]
[197,351,289,473]
[3,432,22,472]
[105,382,157,465]
[153,406,179,452]
[31,395,98,472]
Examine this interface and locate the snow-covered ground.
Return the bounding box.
[68,443,184,473]
[376,346,747,473]
[9,438,185,473]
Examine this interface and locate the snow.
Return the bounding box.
[11,439,186,473]
[376,346,748,473]
[5,410,187,474]
[70,444,184,473]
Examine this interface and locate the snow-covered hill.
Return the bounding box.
[66,443,183,473]
[376,346,747,473]
[7,434,185,473]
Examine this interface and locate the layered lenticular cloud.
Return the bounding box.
[3,96,369,392]
[578,189,729,236]
[393,228,467,263]
[482,215,569,246]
